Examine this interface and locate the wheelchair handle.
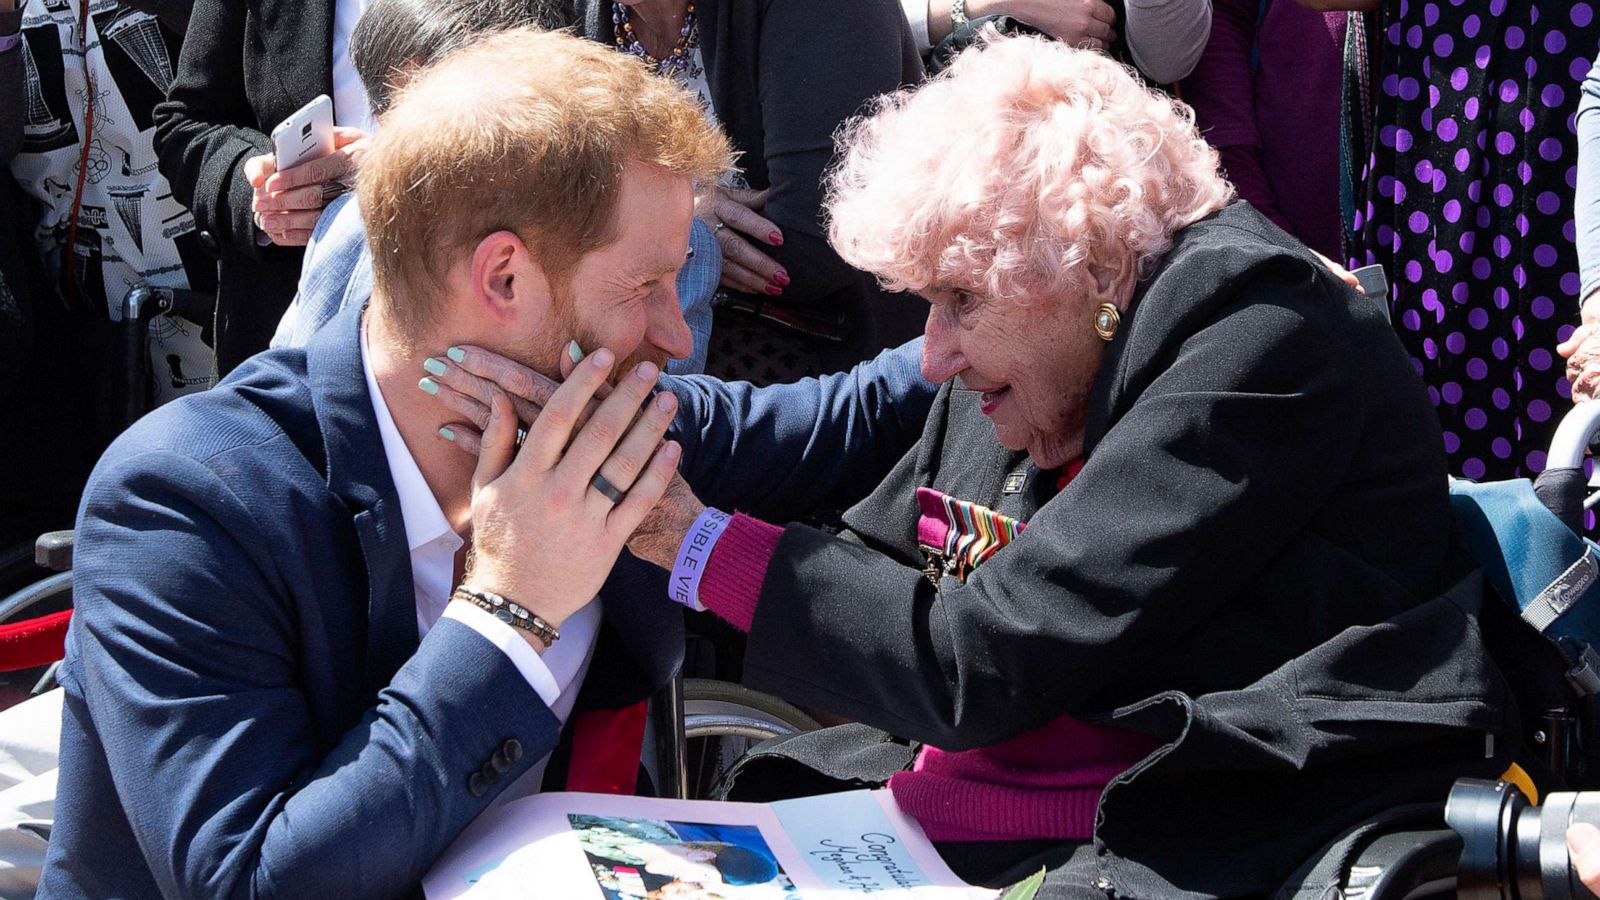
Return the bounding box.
[34,531,73,572]
[1547,400,1600,472]
[114,286,215,428]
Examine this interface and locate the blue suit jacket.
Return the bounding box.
[40,296,934,897]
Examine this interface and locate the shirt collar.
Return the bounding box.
[360,324,461,557]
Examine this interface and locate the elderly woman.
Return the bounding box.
[429,36,1513,898]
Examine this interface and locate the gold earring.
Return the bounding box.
[1092,303,1120,342]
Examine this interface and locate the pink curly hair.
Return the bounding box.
[825,34,1234,306]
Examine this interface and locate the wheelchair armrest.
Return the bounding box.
[1344,828,1462,900]
[34,531,72,572]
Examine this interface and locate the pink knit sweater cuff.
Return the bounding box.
[698,513,784,633]
[888,771,1105,842]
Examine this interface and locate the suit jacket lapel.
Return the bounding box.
[306,300,419,697]
[259,0,334,104]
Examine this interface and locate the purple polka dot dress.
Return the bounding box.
[1353,0,1600,482]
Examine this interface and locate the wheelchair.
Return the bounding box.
[1275,399,1600,900]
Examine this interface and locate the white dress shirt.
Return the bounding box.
[331,0,378,133]
[360,328,602,804]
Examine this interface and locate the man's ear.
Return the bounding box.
[469,230,550,322]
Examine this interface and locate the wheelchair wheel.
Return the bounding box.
[0,571,71,625]
[0,540,47,599]
[682,678,819,799]
[0,570,72,709]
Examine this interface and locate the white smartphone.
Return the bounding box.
[271,94,336,172]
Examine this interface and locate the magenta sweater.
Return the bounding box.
[698,512,1159,842]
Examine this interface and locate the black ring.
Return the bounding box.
[590,473,626,504]
[514,425,528,448]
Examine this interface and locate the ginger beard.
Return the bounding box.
[499,275,668,384]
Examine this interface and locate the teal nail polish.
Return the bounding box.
[422,357,447,376]
[438,426,456,441]
[419,377,440,395]
[447,347,466,363]
[567,340,584,364]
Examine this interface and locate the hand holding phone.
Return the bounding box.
[272,95,336,172]
[247,97,369,246]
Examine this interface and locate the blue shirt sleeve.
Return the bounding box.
[661,338,935,518]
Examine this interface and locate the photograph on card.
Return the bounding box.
[570,814,799,899]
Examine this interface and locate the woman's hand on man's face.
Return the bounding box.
[458,349,682,642]
[703,187,790,297]
[420,344,706,571]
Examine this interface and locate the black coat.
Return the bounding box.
[736,203,1517,896]
[567,0,929,354]
[151,0,333,374]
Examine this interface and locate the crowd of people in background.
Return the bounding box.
[5,0,1600,545]
[6,0,1600,895]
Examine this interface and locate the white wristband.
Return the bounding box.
[668,507,731,611]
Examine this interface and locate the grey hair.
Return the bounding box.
[350,0,574,115]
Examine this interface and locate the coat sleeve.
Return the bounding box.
[663,338,936,519]
[738,266,1369,750]
[1123,0,1212,85]
[66,450,563,898]
[749,0,919,304]
[152,0,275,262]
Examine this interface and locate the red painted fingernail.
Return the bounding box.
[772,271,790,286]
[765,284,784,297]
[769,231,783,246]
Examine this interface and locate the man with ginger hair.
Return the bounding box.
[39,30,733,897]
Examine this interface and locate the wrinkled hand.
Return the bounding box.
[1559,299,1600,402]
[424,344,707,573]
[703,187,789,298]
[460,348,682,646]
[245,126,370,246]
[967,0,1116,49]
[1570,823,1600,895]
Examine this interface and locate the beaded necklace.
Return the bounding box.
[611,1,699,78]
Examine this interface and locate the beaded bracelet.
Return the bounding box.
[950,0,970,32]
[453,585,560,649]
